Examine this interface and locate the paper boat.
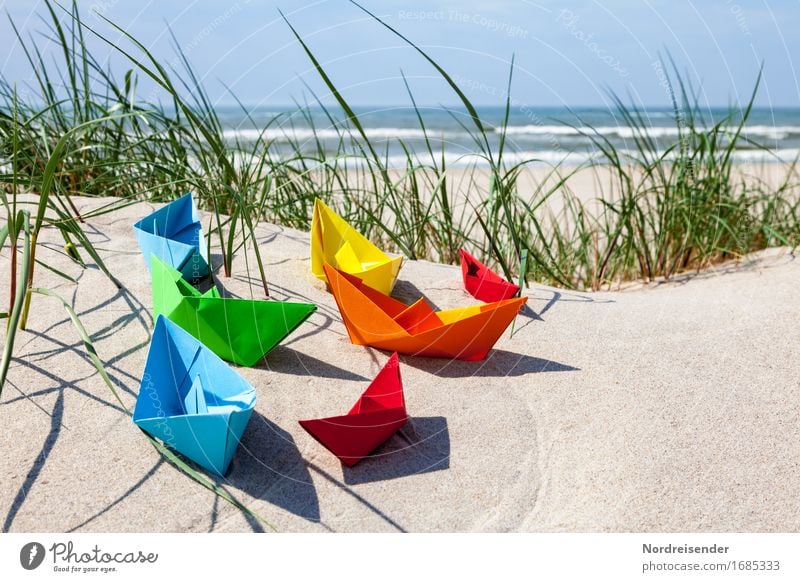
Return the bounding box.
[133,315,256,476]
[324,263,527,361]
[460,248,520,302]
[133,192,209,280]
[299,352,407,466]
[311,198,402,295]
[151,255,317,366]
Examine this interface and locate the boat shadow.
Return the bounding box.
[391,279,440,310]
[514,289,616,333]
[342,416,450,485]
[256,345,369,381]
[400,349,579,378]
[227,413,320,523]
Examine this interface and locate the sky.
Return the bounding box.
[1,0,798,110]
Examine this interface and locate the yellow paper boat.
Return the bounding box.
[310,198,403,295]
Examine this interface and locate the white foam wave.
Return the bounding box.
[223,123,800,143]
[273,147,799,168]
[498,124,800,140]
[185,146,799,175]
[223,127,433,142]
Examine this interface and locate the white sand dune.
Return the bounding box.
[0,196,798,532]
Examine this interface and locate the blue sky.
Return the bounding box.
[1,0,798,108]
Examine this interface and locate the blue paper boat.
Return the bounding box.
[133,315,256,475]
[133,192,210,279]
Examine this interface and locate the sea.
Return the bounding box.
[215,105,800,168]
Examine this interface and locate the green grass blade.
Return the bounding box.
[348,0,492,159]
[0,211,30,400]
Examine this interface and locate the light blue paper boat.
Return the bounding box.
[133,315,256,475]
[133,192,209,279]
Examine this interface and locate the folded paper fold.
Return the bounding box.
[460,248,520,302]
[151,255,317,366]
[299,352,407,466]
[133,315,256,476]
[324,263,527,361]
[133,192,209,279]
[310,198,402,295]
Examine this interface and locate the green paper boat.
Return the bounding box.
[150,255,317,366]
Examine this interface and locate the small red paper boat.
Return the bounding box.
[460,248,520,302]
[299,353,407,467]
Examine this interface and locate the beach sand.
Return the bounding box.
[0,194,798,532]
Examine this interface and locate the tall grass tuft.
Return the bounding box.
[1,0,797,298]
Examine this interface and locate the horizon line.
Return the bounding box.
[209,102,800,110]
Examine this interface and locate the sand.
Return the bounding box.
[0,195,798,533]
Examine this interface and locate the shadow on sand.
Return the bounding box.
[227,413,320,524]
[256,346,368,381]
[342,416,450,485]
[400,349,579,378]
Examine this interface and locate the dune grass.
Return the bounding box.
[3,1,797,296]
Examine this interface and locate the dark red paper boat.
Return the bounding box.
[299,353,407,466]
[460,248,520,303]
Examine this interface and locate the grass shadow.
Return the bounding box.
[3,392,65,532]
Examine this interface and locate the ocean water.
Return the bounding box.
[215,105,800,167]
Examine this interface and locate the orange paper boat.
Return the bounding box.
[299,353,407,466]
[324,263,527,361]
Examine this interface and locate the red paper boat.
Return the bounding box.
[460,248,520,303]
[299,353,408,467]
